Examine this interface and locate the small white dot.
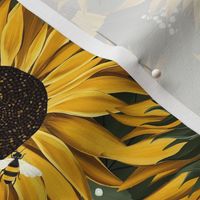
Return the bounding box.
[95,188,103,197]
[152,69,161,79]
[141,14,147,19]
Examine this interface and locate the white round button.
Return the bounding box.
[151,69,161,78]
[95,188,103,197]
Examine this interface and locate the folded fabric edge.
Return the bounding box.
[18,0,200,136]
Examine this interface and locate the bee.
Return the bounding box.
[0,151,42,185]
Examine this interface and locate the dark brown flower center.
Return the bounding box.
[0,66,47,159]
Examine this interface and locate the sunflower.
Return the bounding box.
[0,0,155,199]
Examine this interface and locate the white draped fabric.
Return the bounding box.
[18,0,200,135]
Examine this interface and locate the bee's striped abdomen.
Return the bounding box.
[3,174,17,184]
[2,159,19,184]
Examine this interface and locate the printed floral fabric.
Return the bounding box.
[40,0,200,134]
[0,0,199,199]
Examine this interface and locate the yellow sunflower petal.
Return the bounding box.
[143,120,181,129]
[48,91,127,117]
[181,189,200,200]
[32,130,91,200]
[95,65,131,78]
[31,29,69,76]
[70,76,146,95]
[20,23,48,72]
[0,0,11,49]
[118,100,168,117]
[14,176,47,200]
[146,172,198,200]
[105,138,186,165]
[121,127,171,141]
[110,112,164,127]
[45,56,101,96]
[1,4,23,65]
[152,169,177,183]
[46,61,117,97]
[111,112,181,128]
[23,147,78,200]
[0,182,9,200]
[38,43,81,78]
[73,149,123,187]
[43,51,95,85]
[7,3,19,19]
[44,114,125,158]
[16,9,44,68]
[119,158,195,191]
